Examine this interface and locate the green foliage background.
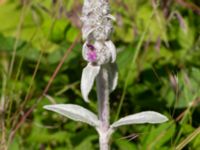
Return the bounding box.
[0,0,200,149]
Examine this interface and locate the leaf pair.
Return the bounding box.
[44,104,168,129]
[81,63,118,102]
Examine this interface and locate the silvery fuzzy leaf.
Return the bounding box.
[111,111,168,128]
[83,0,92,6]
[81,63,100,102]
[105,41,116,63]
[44,104,100,127]
[106,14,116,21]
[105,63,118,92]
[82,0,97,14]
[82,42,88,61]
[82,25,95,40]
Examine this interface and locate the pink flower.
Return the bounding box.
[86,44,97,62]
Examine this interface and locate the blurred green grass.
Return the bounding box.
[0,0,200,149]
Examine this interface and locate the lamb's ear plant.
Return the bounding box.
[44,0,168,149]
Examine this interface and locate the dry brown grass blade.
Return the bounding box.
[176,0,200,15]
[175,126,200,150]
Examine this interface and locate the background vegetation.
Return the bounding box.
[0,0,200,149]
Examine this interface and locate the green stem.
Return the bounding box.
[0,54,8,150]
[115,11,155,121]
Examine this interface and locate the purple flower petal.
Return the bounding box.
[87,44,95,51]
[87,50,97,62]
[86,44,97,62]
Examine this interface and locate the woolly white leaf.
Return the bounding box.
[105,63,118,92]
[81,63,100,102]
[82,25,95,40]
[105,40,116,63]
[44,104,100,127]
[111,111,168,128]
[106,14,116,21]
[82,42,88,61]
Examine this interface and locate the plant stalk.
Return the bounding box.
[96,65,110,150]
[1,53,8,150]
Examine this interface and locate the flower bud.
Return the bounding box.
[81,0,114,40]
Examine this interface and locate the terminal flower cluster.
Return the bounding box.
[81,0,118,102]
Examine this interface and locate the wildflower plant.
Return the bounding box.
[44,0,168,149]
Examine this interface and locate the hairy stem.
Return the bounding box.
[96,65,110,150]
